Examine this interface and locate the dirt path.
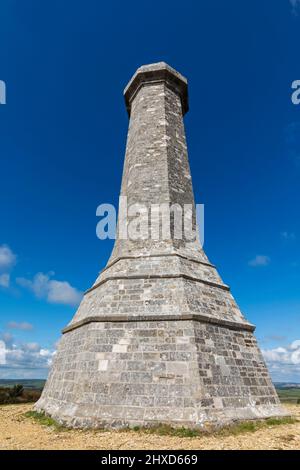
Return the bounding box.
[0,403,299,450]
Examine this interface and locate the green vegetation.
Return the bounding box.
[128,424,200,438]
[0,379,45,390]
[24,410,297,438]
[0,379,44,405]
[126,416,298,438]
[24,410,67,432]
[9,384,24,398]
[276,387,300,404]
[216,416,297,437]
[0,384,41,404]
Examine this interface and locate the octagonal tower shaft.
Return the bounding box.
[110,62,207,263]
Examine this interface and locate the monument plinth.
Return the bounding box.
[36,63,284,428]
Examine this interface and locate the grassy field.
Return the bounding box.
[0,379,45,390]
[276,388,300,404]
[0,380,44,405]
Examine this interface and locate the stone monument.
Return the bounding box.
[36,62,285,428]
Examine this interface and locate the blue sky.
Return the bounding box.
[0,0,300,381]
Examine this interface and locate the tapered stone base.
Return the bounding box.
[35,318,285,429]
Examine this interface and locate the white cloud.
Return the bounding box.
[0,244,83,307]
[0,341,5,365]
[0,273,10,288]
[23,342,40,352]
[290,339,300,350]
[0,245,16,270]
[263,347,289,363]
[281,231,296,240]
[47,279,82,305]
[0,245,16,289]
[7,321,33,331]
[16,272,83,307]
[39,348,52,357]
[0,332,13,347]
[262,339,300,381]
[248,255,270,267]
[290,0,300,15]
[0,335,56,372]
[260,334,286,344]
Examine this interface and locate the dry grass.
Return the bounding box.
[0,403,299,450]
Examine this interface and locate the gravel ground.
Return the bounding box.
[0,403,299,450]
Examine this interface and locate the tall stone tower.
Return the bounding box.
[36,63,284,428]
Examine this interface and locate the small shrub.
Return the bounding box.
[0,385,41,405]
[22,389,41,402]
[265,416,297,426]
[24,410,67,431]
[9,384,24,398]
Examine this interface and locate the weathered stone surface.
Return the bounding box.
[37,320,283,428]
[36,62,285,428]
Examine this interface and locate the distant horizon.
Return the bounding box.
[0,378,299,385]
